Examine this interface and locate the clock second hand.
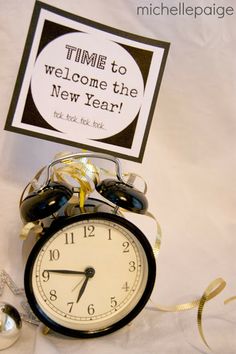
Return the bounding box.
[44,269,86,294]
[44,268,95,303]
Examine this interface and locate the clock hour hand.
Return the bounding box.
[76,276,89,303]
[76,267,95,303]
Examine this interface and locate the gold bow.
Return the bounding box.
[51,153,100,210]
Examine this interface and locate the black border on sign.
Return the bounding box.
[4,1,170,162]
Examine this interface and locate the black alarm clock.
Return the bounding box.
[20,152,156,338]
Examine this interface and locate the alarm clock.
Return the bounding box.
[20,152,157,338]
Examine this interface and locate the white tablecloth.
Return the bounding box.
[0,1,235,353]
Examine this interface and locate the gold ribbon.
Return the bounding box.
[140,176,227,350]
[224,296,236,305]
[140,177,227,350]
[19,166,47,209]
[152,278,227,350]
[20,152,99,211]
[19,152,99,238]
[197,277,226,349]
[145,211,162,258]
[20,221,43,240]
[51,152,100,210]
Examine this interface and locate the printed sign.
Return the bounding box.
[5,1,169,162]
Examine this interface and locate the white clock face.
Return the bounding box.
[25,214,156,336]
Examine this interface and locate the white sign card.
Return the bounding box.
[5,1,170,162]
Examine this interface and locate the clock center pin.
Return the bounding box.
[85,267,95,278]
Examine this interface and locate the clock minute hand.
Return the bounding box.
[45,269,86,275]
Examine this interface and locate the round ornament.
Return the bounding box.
[0,302,22,350]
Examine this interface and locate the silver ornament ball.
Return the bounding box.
[0,302,22,350]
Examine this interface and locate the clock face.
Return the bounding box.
[24,212,156,337]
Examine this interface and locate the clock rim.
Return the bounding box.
[24,212,156,338]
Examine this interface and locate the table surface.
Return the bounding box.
[0,1,235,353]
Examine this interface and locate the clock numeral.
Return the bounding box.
[84,225,95,238]
[67,302,74,313]
[65,232,75,245]
[129,261,136,272]
[42,270,50,282]
[122,282,130,292]
[49,249,60,261]
[49,289,57,301]
[108,229,112,240]
[110,296,118,308]
[87,304,95,315]
[122,241,130,253]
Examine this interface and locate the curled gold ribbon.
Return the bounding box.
[143,177,227,350]
[197,277,226,349]
[19,166,47,209]
[152,277,226,350]
[19,152,100,214]
[51,153,100,210]
[119,172,162,258]
[145,211,162,258]
[224,296,236,305]
[20,221,43,240]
